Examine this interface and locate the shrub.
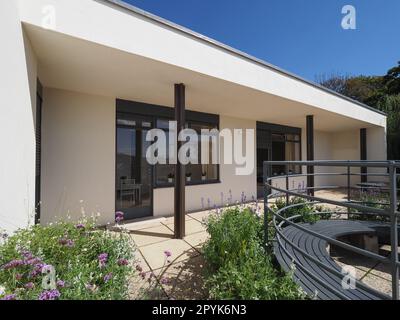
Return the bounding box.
[272,197,332,224]
[203,207,305,300]
[349,190,390,222]
[0,219,134,300]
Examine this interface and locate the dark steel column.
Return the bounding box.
[360,128,367,183]
[174,84,186,239]
[306,115,315,196]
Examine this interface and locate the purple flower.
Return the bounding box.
[15,274,23,280]
[56,280,65,288]
[3,259,24,270]
[25,282,35,290]
[42,264,53,274]
[115,211,124,223]
[21,251,33,260]
[98,253,108,268]
[104,273,113,283]
[164,250,172,258]
[25,257,42,266]
[75,223,85,229]
[66,239,75,247]
[160,277,170,285]
[117,258,129,266]
[59,238,75,248]
[38,289,60,301]
[29,263,45,278]
[140,272,147,279]
[1,294,16,301]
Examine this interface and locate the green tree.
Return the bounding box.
[384,61,400,95]
[317,61,400,160]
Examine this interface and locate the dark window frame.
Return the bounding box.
[257,121,302,177]
[116,100,221,189]
[35,80,43,225]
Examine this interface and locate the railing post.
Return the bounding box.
[389,163,399,300]
[285,165,290,206]
[347,165,351,219]
[263,162,270,249]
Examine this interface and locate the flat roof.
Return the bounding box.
[103,0,385,116]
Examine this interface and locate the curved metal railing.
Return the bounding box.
[263,160,400,300]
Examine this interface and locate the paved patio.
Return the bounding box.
[122,210,212,300]
[114,189,396,300]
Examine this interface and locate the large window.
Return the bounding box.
[155,119,219,187]
[271,133,301,176]
[117,100,220,188]
[186,121,219,184]
[256,122,302,196]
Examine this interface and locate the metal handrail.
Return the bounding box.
[263,160,399,300]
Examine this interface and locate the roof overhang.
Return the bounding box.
[18,0,386,131]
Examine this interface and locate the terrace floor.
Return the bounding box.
[112,189,396,300]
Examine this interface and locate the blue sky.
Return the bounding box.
[123,0,400,82]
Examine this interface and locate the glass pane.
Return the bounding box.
[286,141,301,174]
[116,116,153,220]
[272,138,286,176]
[286,134,300,142]
[116,127,138,211]
[272,133,285,142]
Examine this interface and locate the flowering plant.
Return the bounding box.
[0,217,134,300]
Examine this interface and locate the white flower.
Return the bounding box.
[0,286,5,296]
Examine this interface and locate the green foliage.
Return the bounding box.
[318,61,400,161]
[384,61,400,95]
[349,191,390,222]
[203,208,305,300]
[272,197,332,224]
[377,95,400,160]
[0,220,134,300]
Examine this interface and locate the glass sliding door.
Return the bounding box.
[116,114,153,220]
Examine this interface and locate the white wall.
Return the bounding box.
[0,1,37,233]
[41,94,257,220]
[41,89,115,225]
[38,89,387,223]
[154,116,257,216]
[366,126,388,181]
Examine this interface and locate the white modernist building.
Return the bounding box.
[0,0,387,234]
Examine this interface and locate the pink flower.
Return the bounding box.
[25,282,35,290]
[164,250,172,258]
[15,274,23,280]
